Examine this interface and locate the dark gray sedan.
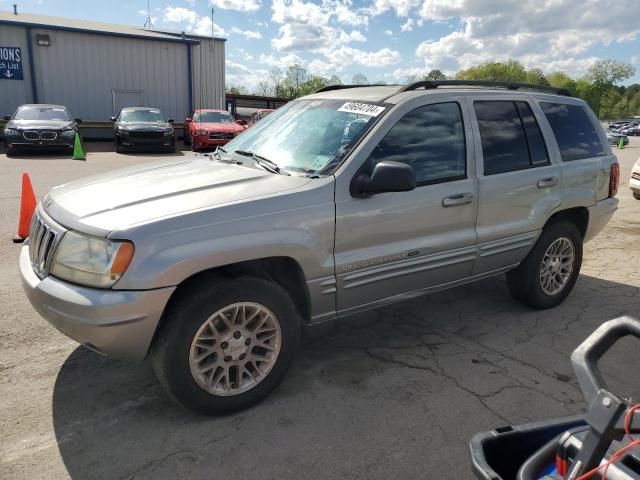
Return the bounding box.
[3,104,81,155]
[111,107,175,153]
[606,129,629,147]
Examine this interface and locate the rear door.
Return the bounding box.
[333,96,478,314]
[468,96,563,274]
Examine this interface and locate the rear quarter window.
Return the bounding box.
[539,102,606,161]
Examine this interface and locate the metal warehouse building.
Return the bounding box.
[0,10,225,130]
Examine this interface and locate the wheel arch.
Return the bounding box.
[544,207,589,238]
[149,256,311,356]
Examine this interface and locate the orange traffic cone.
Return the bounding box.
[13,173,37,243]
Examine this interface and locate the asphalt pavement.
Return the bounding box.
[1,140,639,480]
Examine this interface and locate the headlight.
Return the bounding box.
[194,129,207,136]
[163,129,173,136]
[4,127,20,135]
[118,128,130,136]
[50,231,135,288]
[60,129,75,137]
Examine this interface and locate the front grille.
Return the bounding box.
[129,131,163,139]
[40,131,57,140]
[22,131,58,141]
[632,172,640,181]
[23,131,39,140]
[208,132,235,140]
[28,213,64,278]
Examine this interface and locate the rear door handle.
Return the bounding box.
[442,192,473,207]
[537,177,558,189]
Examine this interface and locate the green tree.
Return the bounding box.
[425,69,447,81]
[226,85,248,94]
[327,75,343,86]
[298,75,331,96]
[599,90,623,119]
[574,79,599,113]
[455,59,528,82]
[611,97,630,119]
[351,73,369,85]
[629,92,640,116]
[525,68,549,86]
[585,60,635,116]
[547,71,577,96]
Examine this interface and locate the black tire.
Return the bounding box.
[5,145,17,157]
[151,276,301,415]
[183,130,191,145]
[190,142,198,153]
[634,192,640,201]
[506,221,583,309]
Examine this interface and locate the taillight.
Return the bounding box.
[609,162,620,197]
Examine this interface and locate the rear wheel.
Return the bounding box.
[507,221,582,309]
[183,130,191,145]
[151,277,301,415]
[634,192,640,200]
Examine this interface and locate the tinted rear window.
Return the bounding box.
[540,103,606,161]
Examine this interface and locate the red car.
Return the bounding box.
[183,109,246,151]
[248,108,274,127]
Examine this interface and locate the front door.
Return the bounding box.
[334,97,478,314]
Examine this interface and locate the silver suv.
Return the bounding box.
[20,81,620,414]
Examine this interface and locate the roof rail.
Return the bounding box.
[314,84,396,93]
[397,80,572,97]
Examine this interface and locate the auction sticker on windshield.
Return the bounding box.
[337,103,386,117]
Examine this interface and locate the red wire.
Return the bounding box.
[573,403,640,480]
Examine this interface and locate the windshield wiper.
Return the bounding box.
[234,150,290,175]
[209,146,242,164]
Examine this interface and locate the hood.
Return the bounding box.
[8,119,75,130]
[118,121,172,131]
[44,156,312,234]
[193,122,243,132]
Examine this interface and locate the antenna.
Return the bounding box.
[211,6,215,38]
[143,0,154,29]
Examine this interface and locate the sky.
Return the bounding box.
[3,0,640,91]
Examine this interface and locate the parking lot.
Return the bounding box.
[1,140,639,479]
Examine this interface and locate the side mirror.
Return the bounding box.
[110,116,117,122]
[75,118,83,123]
[236,119,247,126]
[167,118,174,123]
[353,161,416,196]
[3,115,10,121]
[185,117,192,123]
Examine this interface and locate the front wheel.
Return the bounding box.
[151,277,301,415]
[507,221,583,309]
[633,192,640,200]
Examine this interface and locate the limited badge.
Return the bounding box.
[337,102,386,117]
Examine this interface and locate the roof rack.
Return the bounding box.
[314,84,396,93]
[397,80,572,97]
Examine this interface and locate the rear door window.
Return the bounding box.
[474,101,548,175]
[539,102,606,161]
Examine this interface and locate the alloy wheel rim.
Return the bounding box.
[189,302,282,396]
[539,237,575,296]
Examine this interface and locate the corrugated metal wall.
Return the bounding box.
[0,25,34,113]
[191,38,226,112]
[1,25,226,123]
[29,28,190,122]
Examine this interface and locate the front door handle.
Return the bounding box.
[537,176,558,189]
[442,192,473,207]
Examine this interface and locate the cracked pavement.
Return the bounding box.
[1,142,639,479]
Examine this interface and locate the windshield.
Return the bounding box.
[223,99,385,174]
[194,112,235,123]
[14,106,71,121]
[120,109,165,123]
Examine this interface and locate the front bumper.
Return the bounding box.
[630,172,640,194]
[116,134,175,150]
[5,135,74,149]
[20,245,175,360]
[192,135,234,147]
[584,197,618,242]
